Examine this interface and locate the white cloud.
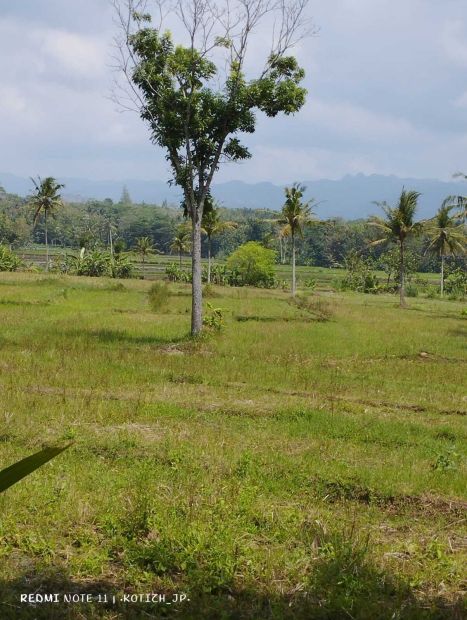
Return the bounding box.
[38,29,107,79]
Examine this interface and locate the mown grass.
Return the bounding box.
[0,271,465,619]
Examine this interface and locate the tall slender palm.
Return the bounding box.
[201,207,237,283]
[278,183,316,296]
[425,202,466,296]
[370,189,422,307]
[30,176,64,272]
[135,236,159,279]
[170,227,191,267]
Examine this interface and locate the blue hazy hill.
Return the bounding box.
[1,172,465,219]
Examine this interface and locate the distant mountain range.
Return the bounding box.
[1,171,465,219]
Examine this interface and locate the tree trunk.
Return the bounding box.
[440,255,444,297]
[179,250,182,268]
[399,240,406,308]
[191,215,203,335]
[45,210,49,272]
[291,233,296,296]
[207,237,211,284]
[109,226,113,257]
[142,255,146,279]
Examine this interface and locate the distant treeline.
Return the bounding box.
[0,186,464,273]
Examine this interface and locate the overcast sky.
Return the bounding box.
[1,0,467,184]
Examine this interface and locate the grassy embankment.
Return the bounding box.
[16,246,441,285]
[0,270,465,619]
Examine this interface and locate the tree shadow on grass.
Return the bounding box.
[65,328,190,347]
[0,559,464,620]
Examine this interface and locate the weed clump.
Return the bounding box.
[203,302,225,330]
[203,284,221,298]
[290,294,334,321]
[148,282,171,312]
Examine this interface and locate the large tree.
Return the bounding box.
[112,0,312,334]
[278,182,315,295]
[425,201,466,296]
[370,189,422,307]
[30,176,64,272]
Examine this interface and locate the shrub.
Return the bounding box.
[165,263,192,283]
[110,254,134,279]
[445,268,466,300]
[148,282,171,311]
[202,302,225,330]
[225,241,276,288]
[0,245,21,272]
[75,250,109,277]
[50,253,72,274]
[377,246,418,286]
[65,250,134,278]
[405,283,418,297]
[209,264,230,285]
[340,252,378,294]
[432,446,460,471]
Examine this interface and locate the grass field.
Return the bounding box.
[0,271,465,619]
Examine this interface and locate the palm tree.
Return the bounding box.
[277,225,290,264]
[278,183,316,296]
[201,207,237,283]
[30,176,64,271]
[370,189,422,307]
[170,227,191,267]
[425,202,466,296]
[443,193,467,225]
[135,236,159,278]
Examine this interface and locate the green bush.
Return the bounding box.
[340,251,379,294]
[110,254,134,279]
[405,283,419,297]
[445,268,467,300]
[75,250,109,277]
[425,286,438,299]
[209,264,230,285]
[202,302,225,330]
[0,245,21,272]
[148,282,171,311]
[62,250,134,278]
[304,277,316,291]
[225,241,276,288]
[165,263,192,283]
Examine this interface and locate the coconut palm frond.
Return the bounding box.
[201,206,237,238]
[425,202,466,257]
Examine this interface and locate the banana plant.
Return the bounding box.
[0,444,71,494]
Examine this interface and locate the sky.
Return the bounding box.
[1,0,467,184]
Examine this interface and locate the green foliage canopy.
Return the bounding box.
[226,241,276,287]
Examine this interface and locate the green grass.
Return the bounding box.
[0,271,465,619]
